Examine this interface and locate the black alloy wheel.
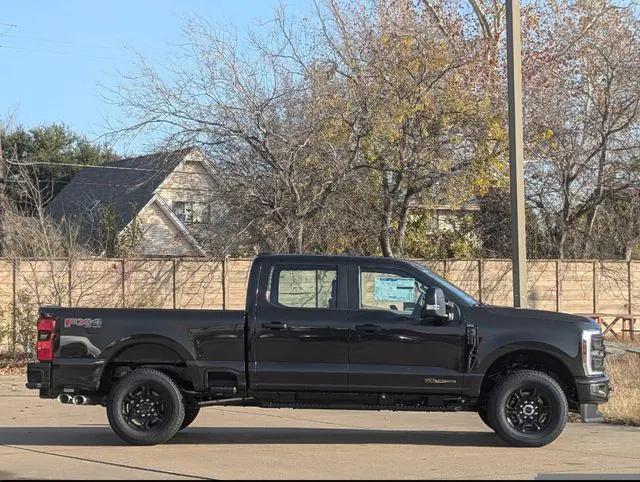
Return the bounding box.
[504,386,552,434]
[121,382,171,432]
[487,370,568,447]
[107,368,185,445]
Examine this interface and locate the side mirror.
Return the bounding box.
[421,287,448,321]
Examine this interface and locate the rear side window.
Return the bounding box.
[269,267,337,309]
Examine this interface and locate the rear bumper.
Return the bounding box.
[26,359,106,397]
[26,362,55,398]
[575,374,611,404]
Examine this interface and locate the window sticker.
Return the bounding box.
[374,277,415,302]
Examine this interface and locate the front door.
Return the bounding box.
[347,263,466,394]
[249,260,349,391]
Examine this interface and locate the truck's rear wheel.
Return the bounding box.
[487,370,567,447]
[107,368,185,445]
[180,405,200,430]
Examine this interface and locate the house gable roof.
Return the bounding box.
[46,147,200,249]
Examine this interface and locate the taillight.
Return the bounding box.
[36,316,56,362]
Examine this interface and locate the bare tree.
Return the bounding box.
[106,18,365,253]
[524,1,640,258]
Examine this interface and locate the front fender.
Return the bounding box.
[474,338,579,376]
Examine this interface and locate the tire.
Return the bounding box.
[477,403,494,431]
[107,368,185,445]
[180,405,200,430]
[487,370,568,447]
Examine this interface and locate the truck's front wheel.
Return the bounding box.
[107,368,185,445]
[477,403,494,431]
[487,370,568,447]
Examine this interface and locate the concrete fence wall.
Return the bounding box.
[1,257,639,350]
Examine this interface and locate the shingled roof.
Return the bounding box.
[46,148,197,249]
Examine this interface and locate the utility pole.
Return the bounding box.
[0,126,5,257]
[506,0,528,308]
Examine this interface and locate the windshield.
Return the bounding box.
[410,262,479,306]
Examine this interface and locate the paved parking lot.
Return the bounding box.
[2,375,640,479]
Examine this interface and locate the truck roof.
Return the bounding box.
[256,253,419,265]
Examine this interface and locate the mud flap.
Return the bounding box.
[580,403,604,423]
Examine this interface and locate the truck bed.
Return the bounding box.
[39,306,247,395]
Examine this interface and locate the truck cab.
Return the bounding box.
[26,254,610,447]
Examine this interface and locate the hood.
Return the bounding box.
[473,305,594,325]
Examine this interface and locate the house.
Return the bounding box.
[422,203,480,232]
[47,148,217,257]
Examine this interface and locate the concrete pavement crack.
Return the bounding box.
[540,445,640,462]
[1,444,216,480]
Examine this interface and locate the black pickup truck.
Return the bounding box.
[26,254,609,447]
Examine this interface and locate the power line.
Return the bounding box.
[6,159,211,176]
[2,177,216,194]
[0,22,118,59]
[0,43,115,61]
[0,22,17,35]
[0,33,117,50]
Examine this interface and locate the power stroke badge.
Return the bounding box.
[64,318,103,329]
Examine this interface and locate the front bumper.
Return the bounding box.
[575,374,611,404]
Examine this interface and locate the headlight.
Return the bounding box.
[582,329,605,376]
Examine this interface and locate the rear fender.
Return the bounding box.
[102,334,194,364]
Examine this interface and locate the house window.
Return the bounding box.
[172,201,209,224]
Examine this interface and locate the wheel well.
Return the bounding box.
[479,350,578,410]
[99,343,191,393]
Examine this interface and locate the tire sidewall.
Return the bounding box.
[180,405,201,431]
[477,403,494,431]
[107,369,185,445]
[488,371,568,447]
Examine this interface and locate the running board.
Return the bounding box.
[257,397,470,412]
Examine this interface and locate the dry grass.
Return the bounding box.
[600,352,640,426]
[0,353,29,376]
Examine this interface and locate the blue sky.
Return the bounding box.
[1,0,308,153]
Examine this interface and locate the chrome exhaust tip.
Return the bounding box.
[72,395,87,405]
[57,394,71,404]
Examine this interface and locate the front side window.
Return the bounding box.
[270,267,337,309]
[359,269,427,316]
[410,261,478,306]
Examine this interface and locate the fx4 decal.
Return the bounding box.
[64,318,103,329]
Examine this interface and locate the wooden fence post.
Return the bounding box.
[555,260,561,312]
[172,259,177,310]
[629,261,634,315]
[11,258,16,352]
[121,259,126,308]
[592,261,598,314]
[67,261,72,307]
[222,257,228,310]
[477,259,483,304]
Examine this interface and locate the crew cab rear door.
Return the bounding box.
[248,259,349,391]
[347,262,466,394]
